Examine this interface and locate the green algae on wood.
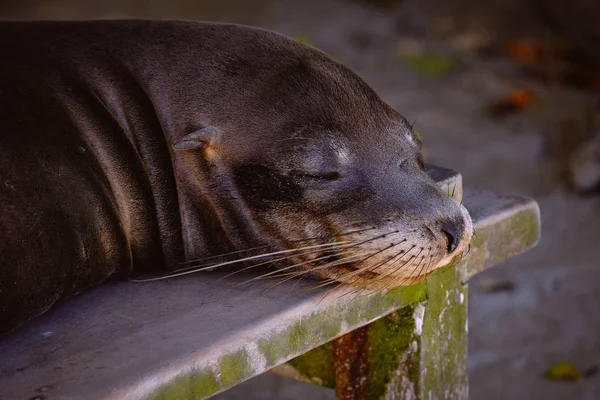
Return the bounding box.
[366,305,423,399]
[279,266,469,399]
[190,372,220,399]
[277,282,426,388]
[279,300,427,399]
[145,374,194,400]
[465,204,540,280]
[258,311,342,368]
[144,352,253,400]
[218,349,254,387]
[286,343,336,387]
[261,280,427,371]
[420,265,469,399]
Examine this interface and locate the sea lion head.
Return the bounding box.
[172,26,473,289]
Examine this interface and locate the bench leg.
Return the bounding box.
[332,325,370,399]
[419,267,469,400]
[331,267,469,399]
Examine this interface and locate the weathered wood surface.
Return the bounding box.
[273,186,540,400]
[0,167,540,400]
[275,249,469,400]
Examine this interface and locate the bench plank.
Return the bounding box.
[273,191,539,399]
[0,168,540,400]
[276,256,469,400]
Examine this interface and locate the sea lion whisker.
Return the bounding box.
[377,245,418,284]
[455,247,467,264]
[218,243,358,280]
[404,249,430,287]
[262,252,370,288]
[229,231,393,287]
[283,226,378,242]
[129,241,352,282]
[304,253,383,291]
[260,253,369,294]
[457,244,472,263]
[331,226,379,237]
[460,243,472,259]
[177,226,378,267]
[238,234,383,284]
[342,276,385,302]
[366,245,413,274]
[288,272,307,292]
[179,227,377,265]
[399,251,434,289]
[177,245,271,266]
[177,241,349,272]
[334,276,375,301]
[407,248,426,278]
[395,256,418,286]
[316,280,350,304]
[223,248,364,283]
[264,253,364,280]
[284,229,398,285]
[338,248,416,293]
[235,247,369,286]
[335,245,410,292]
[160,243,345,280]
[286,255,344,291]
[291,237,399,282]
[334,284,364,302]
[307,244,400,291]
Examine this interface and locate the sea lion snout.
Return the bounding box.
[443,203,473,253]
[441,217,464,253]
[323,188,473,289]
[428,200,473,265]
[418,183,473,253]
[395,177,473,266]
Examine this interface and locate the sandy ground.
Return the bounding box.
[2,0,600,398]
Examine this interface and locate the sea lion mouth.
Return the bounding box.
[270,204,473,291]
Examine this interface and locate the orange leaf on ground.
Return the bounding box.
[506,40,540,65]
[485,89,535,119]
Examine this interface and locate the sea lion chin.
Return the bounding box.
[0,20,472,335]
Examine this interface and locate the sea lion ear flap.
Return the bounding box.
[172,126,220,151]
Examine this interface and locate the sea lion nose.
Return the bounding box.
[440,217,465,253]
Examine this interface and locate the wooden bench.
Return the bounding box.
[0,166,540,400]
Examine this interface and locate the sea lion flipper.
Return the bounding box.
[172,126,220,151]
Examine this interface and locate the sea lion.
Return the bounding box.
[0,20,472,335]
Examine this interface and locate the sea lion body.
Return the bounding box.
[0,20,472,335]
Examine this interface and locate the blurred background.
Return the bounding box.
[2,0,600,399]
